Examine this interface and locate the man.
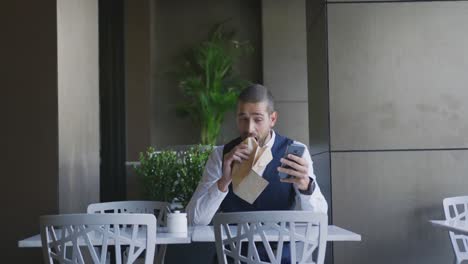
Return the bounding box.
[186,84,328,226]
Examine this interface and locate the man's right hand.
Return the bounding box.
[217,143,252,192]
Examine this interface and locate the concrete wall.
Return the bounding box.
[262,0,310,145]
[127,0,317,150]
[125,0,152,161]
[0,0,99,261]
[1,1,58,262]
[307,0,329,156]
[57,0,100,214]
[307,0,330,201]
[328,1,468,263]
[126,0,263,157]
[306,1,333,262]
[150,0,262,148]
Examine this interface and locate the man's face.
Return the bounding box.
[236,101,277,146]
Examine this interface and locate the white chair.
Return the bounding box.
[87,201,169,263]
[443,196,468,264]
[87,201,169,226]
[213,211,327,264]
[40,213,156,264]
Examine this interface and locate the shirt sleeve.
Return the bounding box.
[292,142,329,214]
[185,146,228,225]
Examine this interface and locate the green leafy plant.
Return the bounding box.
[135,145,213,208]
[176,23,253,145]
[175,145,213,208]
[135,147,179,203]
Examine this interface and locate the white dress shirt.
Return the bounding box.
[186,131,328,225]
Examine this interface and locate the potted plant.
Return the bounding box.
[135,145,213,208]
[175,23,253,145]
[174,145,213,208]
[135,147,179,203]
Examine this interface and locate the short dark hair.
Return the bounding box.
[238,84,275,113]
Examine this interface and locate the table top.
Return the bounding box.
[18,224,360,248]
[430,219,468,235]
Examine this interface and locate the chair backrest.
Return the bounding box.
[87,201,169,226]
[443,196,468,263]
[40,213,156,264]
[443,196,468,221]
[213,211,327,264]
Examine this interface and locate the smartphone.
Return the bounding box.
[278,143,306,179]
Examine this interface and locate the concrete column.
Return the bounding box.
[57,0,100,213]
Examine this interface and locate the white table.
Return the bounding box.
[192,225,361,242]
[18,227,192,248]
[430,220,468,235]
[18,225,360,248]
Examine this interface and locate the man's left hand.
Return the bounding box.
[277,154,310,191]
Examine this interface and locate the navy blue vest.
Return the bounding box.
[219,133,295,212]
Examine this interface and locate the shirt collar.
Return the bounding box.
[262,130,276,149]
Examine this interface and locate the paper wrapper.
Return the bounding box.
[231,137,273,204]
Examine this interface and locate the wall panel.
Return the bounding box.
[332,151,467,264]
[328,2,468,150]
[263,0,309,145]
